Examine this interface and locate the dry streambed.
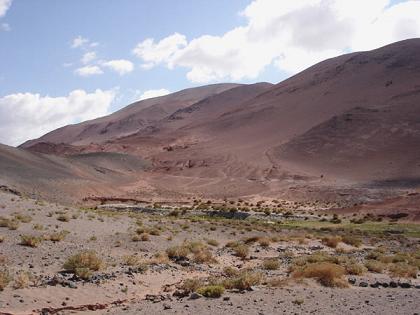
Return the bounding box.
[0,191,419,314]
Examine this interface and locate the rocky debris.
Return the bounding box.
[0,185,21,196]
[43,271,119,288]
[38,299,126,314]
[189,292,202,300]
[349,278,415,289]
[145,294,171,303]
[173,290,189,298]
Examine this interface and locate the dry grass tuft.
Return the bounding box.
[233,244,249,260]
[293,262,348,287]
[321,236,342,248]
[223,271,263,290]
[20,235,42,247]
[197,285,224,298]
[63,250,102,279]
[0,269,11,291]
[389,263,418,278]
[13,271,31,289]
[341,235,362,247]
[365,260,386,273]
[262,258,280,270]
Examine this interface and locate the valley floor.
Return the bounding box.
[0,190,419,315]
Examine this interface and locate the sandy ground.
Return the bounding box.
[0,190,419,315]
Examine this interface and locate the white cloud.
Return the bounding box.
[71,35,90,48]
[81,51,97,64]
[102,59,134,75]
[74,65,103,77]
[132,0,420,83]
[0,22,10,31]
[138,89,170,101]
[0,0,12,18]
[0,89,115,146]
[133,33,187,69]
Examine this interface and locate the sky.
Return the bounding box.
[0,0,419,146]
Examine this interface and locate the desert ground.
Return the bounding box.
[0,188,419,314]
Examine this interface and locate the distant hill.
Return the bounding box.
[8,38,420,206]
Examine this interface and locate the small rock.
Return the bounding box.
[359,282,368,287]
[390,281,398,288]
[189,292,202,300]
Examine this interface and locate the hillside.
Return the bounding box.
[12,38,420,203]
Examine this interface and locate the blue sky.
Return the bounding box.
[0,0,258,109]
[0,0,419,146]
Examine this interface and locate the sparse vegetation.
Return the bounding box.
[20,235,42,247]
[13,271,31,289]
[365,260,386,273]
[63,251,102,279]
[0,269,11,291]
[321,236,342,248]
[197,285,225,298]
[293,262,347,287]
[262,258,280,270]
[232,244,249,260]
[222,271,263,290]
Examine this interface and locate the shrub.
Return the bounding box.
[33,224,44,231]
[223,272,263,290]
[233,244,249,260]
[13,271,31,289]
[258,237,271,248]
[341,235,362,247]
[47,231,68,242]
[0,270,11,291]
[244,236,260,244]
[180,278,203,293]
[197,285,224,298]
[166,245,190,260]
[223,266,240,277]
[149,228,161,236]
[0,217,19,230]
[63,250,102,278]
[365,260,386,273]
[293,262,347,287]
[262,258,280,270]
[345,263,367,275]
[20,235,42,247]
[321,236,342,248]
[131,235,141,242]
[193,249,217,264]
[140,233,150,241]
[123,255,139,266]
[149,252,170,265]
[74,268,92,280]
[389,263,418,278]
[14,214,32,223]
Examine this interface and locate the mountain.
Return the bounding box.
[21,83,240,148]
[10,38,420,203]
[0,143,150,203]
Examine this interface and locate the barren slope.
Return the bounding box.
[14,39,420,203]
[21,83,240,147]
[0,144,150,203]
